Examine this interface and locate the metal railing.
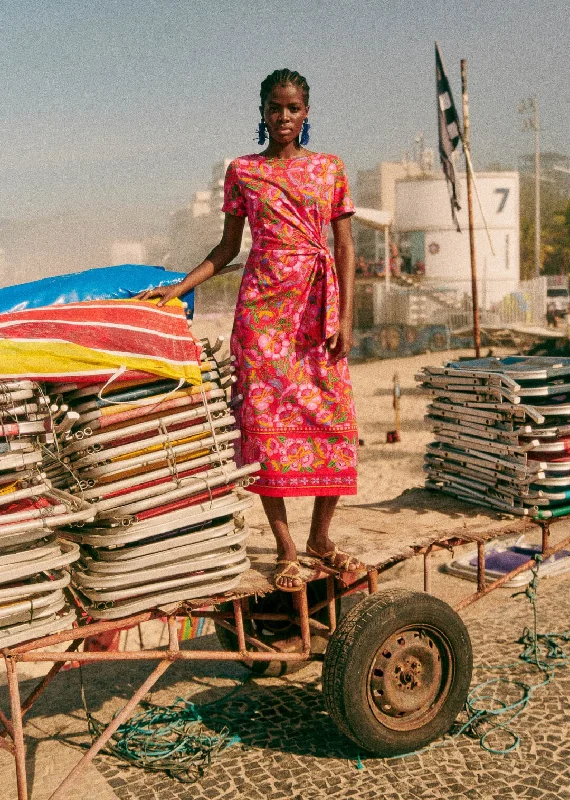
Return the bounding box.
[354,277,549,331]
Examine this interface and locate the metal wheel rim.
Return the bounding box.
[366,624,454,732]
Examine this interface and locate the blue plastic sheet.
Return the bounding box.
[0,264,193,316]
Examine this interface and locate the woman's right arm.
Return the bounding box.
[138,213,245,306]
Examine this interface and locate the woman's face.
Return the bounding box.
[261,83,309,146]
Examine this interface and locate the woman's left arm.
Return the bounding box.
[328,214,356,362]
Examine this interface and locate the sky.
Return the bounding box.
[0,0,568,279]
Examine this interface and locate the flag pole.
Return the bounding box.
[463,147,496,256]
[460,58,481,358]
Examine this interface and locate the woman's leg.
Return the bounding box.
[260,496,302,589]
[306,495,360,571]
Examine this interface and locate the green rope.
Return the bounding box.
[82,677,254,784]
[457,554,565,756]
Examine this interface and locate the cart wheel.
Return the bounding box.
[322,589,472,756]
[215,579,341,677]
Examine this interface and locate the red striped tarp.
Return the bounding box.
[0,299,202,385]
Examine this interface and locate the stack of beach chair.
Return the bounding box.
[0,380,94,647]
[418,356,570,519]
[45,337,258,619]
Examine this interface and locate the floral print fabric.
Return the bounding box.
[222,153,358,496]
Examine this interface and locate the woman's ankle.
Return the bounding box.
[277,542,298,562]
[307,537,334,554]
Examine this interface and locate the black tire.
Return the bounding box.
[322,589,472,756]
[215,578,341,677]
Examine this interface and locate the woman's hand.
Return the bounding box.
[137,281,186,307]
[327,317,353,362]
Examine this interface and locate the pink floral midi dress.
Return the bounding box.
[222,152,358,497]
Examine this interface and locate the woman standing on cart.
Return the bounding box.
[139,69,361,591]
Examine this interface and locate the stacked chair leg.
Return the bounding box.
[46,336,259,619]
[418,355,570,518]
[0,381,92,647]
[0,331,259,638]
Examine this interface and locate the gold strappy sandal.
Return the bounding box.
[306,544,364,573]
[273,559,304,592]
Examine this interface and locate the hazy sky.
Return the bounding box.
[1,1,568,272]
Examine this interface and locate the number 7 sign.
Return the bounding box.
[494,187,510,213]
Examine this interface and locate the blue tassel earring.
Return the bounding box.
[300,118,311,146]
[257,120,267,146]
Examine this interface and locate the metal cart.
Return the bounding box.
[2,488,569,800]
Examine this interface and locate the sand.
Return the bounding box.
[191,311,504,528]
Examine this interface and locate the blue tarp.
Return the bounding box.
[0,264,193,315]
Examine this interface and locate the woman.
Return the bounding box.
[139,69,361,591]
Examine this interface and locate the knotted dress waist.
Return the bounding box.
[247,245,340,343]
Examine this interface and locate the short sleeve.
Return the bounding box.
[221,160,247,217]
[331,158,355,220]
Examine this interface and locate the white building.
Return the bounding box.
[355,161,424,263]
[394,172,520,308]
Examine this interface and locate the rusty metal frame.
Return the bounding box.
[409,520,570,610]
[0,569,374,800]
[1,517,569,799]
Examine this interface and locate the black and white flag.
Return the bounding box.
[436,42,463,231]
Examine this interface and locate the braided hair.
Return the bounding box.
[259,69,310,109]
